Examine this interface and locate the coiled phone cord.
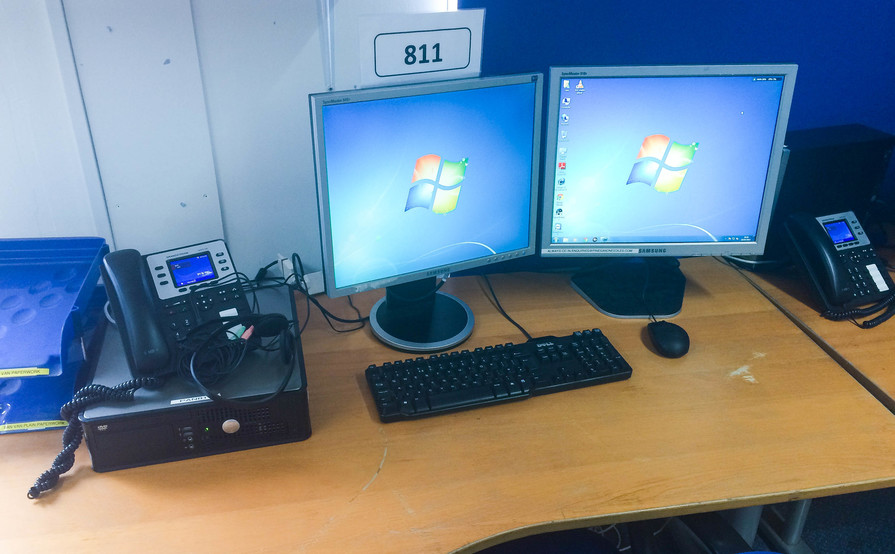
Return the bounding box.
[27,377,164,499]
[821,293,895,328]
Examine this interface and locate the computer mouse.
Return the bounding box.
[646,320,690,358]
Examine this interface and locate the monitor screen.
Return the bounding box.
[541,64,796,258]
[540,65,796,317]
[310,73,543,351]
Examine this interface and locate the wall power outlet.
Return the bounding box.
[278,255,325,295]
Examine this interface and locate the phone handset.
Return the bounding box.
[784,210,895,327]
[101,249,172,377]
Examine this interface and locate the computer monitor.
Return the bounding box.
[540,64,797,318]
[310,73,543,352]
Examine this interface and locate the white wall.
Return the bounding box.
[0,0,111,243]
[63,0,225,255]
[1,0,454,277]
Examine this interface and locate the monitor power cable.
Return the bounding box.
[284,253,368,334]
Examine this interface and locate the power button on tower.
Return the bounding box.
[222,419,241,434]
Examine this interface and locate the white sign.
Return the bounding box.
[359,10,483,87]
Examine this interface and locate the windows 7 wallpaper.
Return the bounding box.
[320,83,536,290]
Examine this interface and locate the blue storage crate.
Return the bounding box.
[0,237,108,433]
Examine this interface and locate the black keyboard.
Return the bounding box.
[365,328,632,422]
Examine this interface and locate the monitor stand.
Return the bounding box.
[369,277,474,353]
[570,257,686,319]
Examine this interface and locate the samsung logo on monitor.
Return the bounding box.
[426,267,453,277]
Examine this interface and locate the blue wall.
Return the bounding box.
[459,1,895,134]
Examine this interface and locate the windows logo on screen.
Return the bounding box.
[626,134,698,193]
[404,154,469,214]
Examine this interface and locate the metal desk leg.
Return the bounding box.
[721,505,763,545]
[759,499,815,554]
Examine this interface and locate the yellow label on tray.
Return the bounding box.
[0,420,67,432]
[0,367,50,378]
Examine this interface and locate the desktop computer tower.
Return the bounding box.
[753,124,895,268]
[80,329,312,472]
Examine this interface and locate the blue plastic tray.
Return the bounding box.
[0,237,108,433]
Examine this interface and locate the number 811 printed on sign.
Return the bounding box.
[374,28,472,78]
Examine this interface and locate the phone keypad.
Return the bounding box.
[840,246,883,300]
[159,285,248,341]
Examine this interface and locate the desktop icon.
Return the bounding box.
[404,154,469,214]
[626,134,698,193]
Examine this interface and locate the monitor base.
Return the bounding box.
[570,258,686,319]
[369,278,474,353]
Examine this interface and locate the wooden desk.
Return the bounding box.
[744,261,895,413]
[2,258,894,553]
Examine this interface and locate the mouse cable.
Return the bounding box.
[480,273,533,341]
[27,377,164,500]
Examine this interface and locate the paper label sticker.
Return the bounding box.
[0,367,49,379]
[866,263,890,292]
[0,420,67,433]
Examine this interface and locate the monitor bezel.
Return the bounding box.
[539,64,797,259]
[310,72,544,298]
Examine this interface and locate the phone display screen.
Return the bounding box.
[823,220,856,245]
[168,252,218,287]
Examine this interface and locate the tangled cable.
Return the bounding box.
[27,377,163,499]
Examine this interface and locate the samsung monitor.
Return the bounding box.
[540,64,797,318]
[310,73,543,352]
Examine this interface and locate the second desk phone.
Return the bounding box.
[785,211,895,327]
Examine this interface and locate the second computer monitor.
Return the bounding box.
[541,64,797,317]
